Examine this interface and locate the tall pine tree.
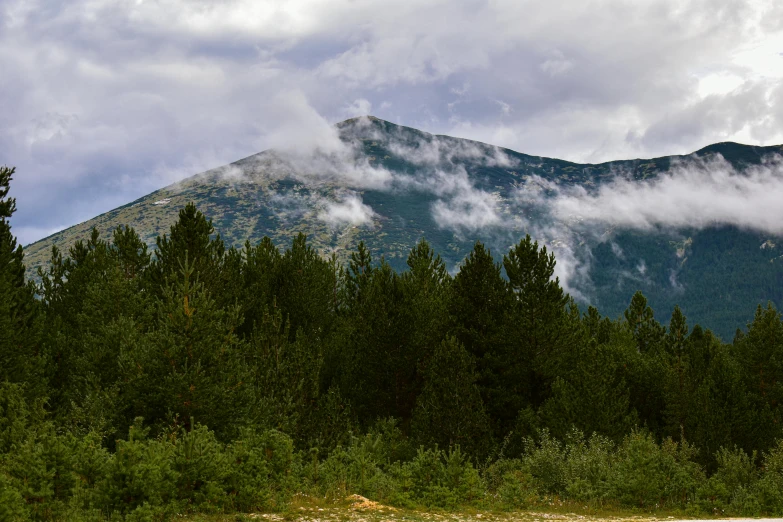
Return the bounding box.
[0,166,43,394]
[411,336,492,457]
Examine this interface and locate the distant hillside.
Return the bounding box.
[23,116,783,340]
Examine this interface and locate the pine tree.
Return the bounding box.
[344,240,374,304]
[624,291,665,354]
[273,233,336,341]
[735,303,783,451]
[663,305,692,441]
[583,305,613,345]
[621,291,667,437]
[398,239,451,416]
[246,303,321,438]
[112,225,151,279]
[126,255,252,440]
[450,242,509,359]
[335,258,407,423]
[411,336,492,457]
[449,242,513,435]
[58,227,155,436]
[240,237,282,337]
[539,337,638,442]
[148,202,225,296]
[689,341,752,469]
[501,235,573,412]
[0,166,43,394]
[37,228,122,415]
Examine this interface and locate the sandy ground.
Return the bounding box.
[237,496,783,522]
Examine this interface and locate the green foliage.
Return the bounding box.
[735,303,783,451]
[0,166,44,396]
[448,242,514,437]
[539,339,638,442]
[411,336,492,457]
[752,439,783,513]
[611,431,704,507]
[7,178,783,517]
[696,446,758,514]
[501,235,578,424]
[127,256,253,440]
[150,203,225,295]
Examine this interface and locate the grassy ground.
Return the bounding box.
[174,495,756,522]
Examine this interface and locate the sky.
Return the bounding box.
[2,0,783,246]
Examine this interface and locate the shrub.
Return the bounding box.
[610,431,704,508]
[406,445,483,508]
[99,419,179,516]
[562,431,615,502]
[0,472,27,522]
[751,439,783,515]
[696,446,758,514]
[497,469,537,509]
[520,430,567,494]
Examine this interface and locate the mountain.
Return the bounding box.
[23,116,783,340]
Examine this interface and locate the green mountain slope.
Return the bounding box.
[23,116,783,339]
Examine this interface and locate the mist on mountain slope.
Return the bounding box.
[201,116,783,303]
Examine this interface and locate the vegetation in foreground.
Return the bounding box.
[3,164,783,520]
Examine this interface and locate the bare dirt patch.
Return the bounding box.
[346,494,397,511]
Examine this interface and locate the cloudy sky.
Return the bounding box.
[2,0,783,245]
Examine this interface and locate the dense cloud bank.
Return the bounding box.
[522,156,783,236]
[3,0,783,244]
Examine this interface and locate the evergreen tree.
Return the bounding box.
[583,305,613,345]
[448,242,513,436]
[663,305,692,441]
[273,233,336,341]
[735,303,783,451]
[333,258,408,423]
[622,292,667,437]
[689,341,752,469]
[411,336,491,457]
[398,239,451,416]
[37,228,122,415]
[0,166,43,392]
[624,291,665,354]
[540,316,638,441]
[112,225,151,280]
[58,228,154,436]
[126,255,252,440]
[246,303,322,443]
[344,240,374,304]
[240,236,282,337]
[148,202,225,296]
[501,235,573,415]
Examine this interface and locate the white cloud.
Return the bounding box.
[3,0,783,245]
[317,192,376,226]
[521,155,783,236]
[431,175,503,232]
[342,98,373,118]
[386,134,517,169]
[540,50,574,77]
[698,73,745,97]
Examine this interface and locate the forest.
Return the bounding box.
[2,164,783,520]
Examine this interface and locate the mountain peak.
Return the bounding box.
[21,119,783,340]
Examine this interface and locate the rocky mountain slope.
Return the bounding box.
[23,116,783,339]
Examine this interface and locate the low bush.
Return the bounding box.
[4,386,783,520]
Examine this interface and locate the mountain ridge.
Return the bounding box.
[22,116,783,339]
[23,117,783,250]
